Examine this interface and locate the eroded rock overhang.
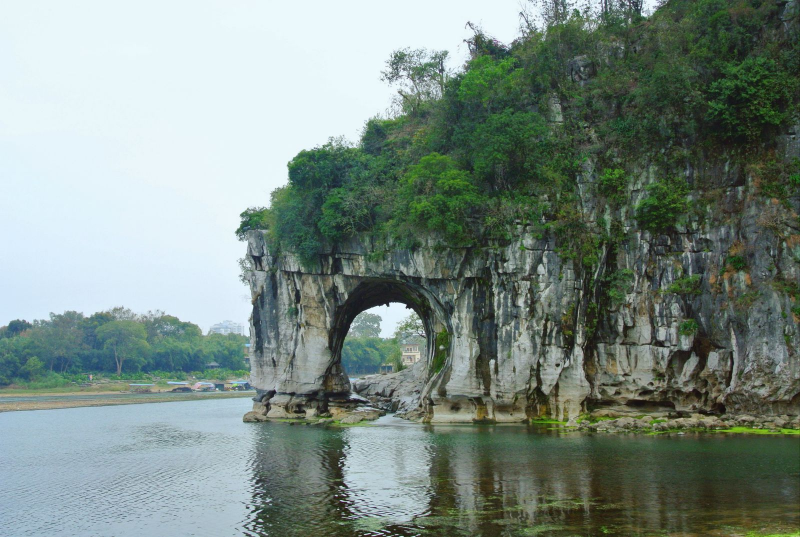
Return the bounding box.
[244,213,800,423]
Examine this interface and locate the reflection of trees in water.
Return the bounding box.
[243,423,800,536]
[243,424,351,536]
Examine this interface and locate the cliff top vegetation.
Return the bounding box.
[237,0,799,266]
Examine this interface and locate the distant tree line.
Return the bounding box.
[340,312,422,375]
[0,307,248,386]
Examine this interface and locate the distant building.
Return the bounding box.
[209,320,245,336]
[400,335,425,367]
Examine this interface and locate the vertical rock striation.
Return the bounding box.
[246,156,800,421]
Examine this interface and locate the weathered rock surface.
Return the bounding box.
[352,361,426,414]
[245,153,800,424]
[243,410,268,423]
[243,396,382,425]
[576,413,800,434]
[339,414,364,424]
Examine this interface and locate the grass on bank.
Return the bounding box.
[0,383,131,396]
[0,370,250,397]
[530,414,800,436]
[646,427,800,436]
[716,427,800,435]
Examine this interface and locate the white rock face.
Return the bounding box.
[245,176,800,421]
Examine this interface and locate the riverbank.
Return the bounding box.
[566,412,800,435]
[245,398,800,436]
[0,391,254,412]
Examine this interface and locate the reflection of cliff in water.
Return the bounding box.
[243,416,436,536]
[243,417,800,536]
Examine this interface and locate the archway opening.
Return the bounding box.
[327,279,449,384]
[339,306,423,377]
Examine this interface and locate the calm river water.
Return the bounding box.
[1,398,798,537]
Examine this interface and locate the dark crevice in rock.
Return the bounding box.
[625,399,676,411]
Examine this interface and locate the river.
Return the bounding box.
[1,398,798,536]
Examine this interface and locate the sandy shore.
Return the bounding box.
[0,391,255,412]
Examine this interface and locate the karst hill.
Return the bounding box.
[239,0,800,422]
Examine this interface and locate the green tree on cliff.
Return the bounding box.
[380,48,450,114]
[235,0,799,271]
[236,207,271,240]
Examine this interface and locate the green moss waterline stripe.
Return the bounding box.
[715,427,800,435]
[332,420,375,427]
[646,427,800,436]
[264,416,799,435]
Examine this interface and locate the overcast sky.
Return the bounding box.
[0,1,528,336]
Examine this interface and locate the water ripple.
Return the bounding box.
[1,403,798,537]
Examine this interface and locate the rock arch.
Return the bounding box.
[245,220,800,422]
[245,231,590,423]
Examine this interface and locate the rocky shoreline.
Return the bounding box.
[243,403,384,426]
[241,367,800,434]
[570,411,800,434]
[243,391,800,435]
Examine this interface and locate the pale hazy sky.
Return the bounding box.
[0,1,527,336]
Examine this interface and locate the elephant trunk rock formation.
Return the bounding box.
[244,184,800,423]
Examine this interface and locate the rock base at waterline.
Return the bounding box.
[570,412,800,434]
[243,398,383,426]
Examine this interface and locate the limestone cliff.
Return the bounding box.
[244,0,800,422]
[246,144,800,421]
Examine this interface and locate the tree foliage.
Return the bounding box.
[235,0,798,270]
[394,313,425,339]
[31,312,86,373]
[635,177,690,232]
[4,320,32,337]
[707,56,792,143]
[348,312,382,339]
[235,207,271,240]
[340,335,405,375]
[394,153,483,244]
[96,321,150,376]
[380,48,450,115]
[0,308,249,385]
